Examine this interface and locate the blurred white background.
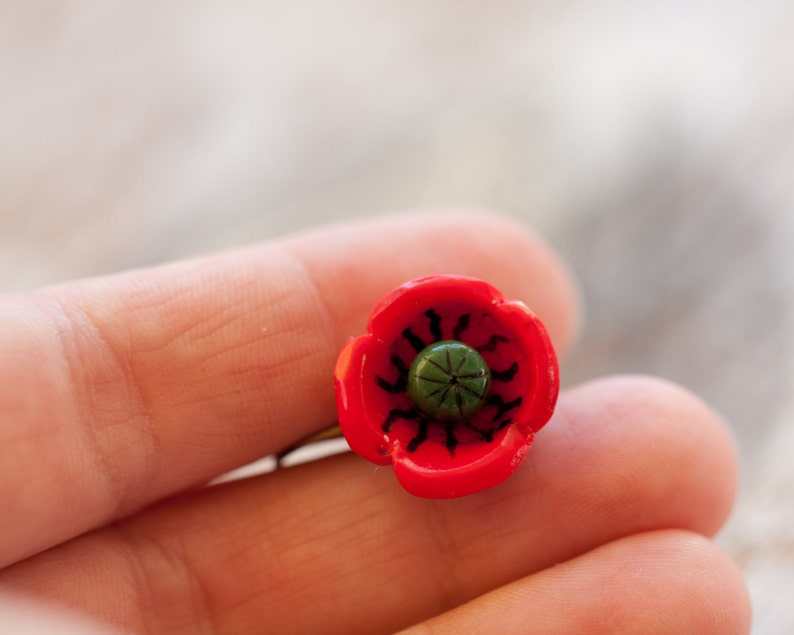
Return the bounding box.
[2,2,793,632]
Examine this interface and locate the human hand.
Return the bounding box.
[0,213,750,634]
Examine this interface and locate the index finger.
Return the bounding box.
[0,212,580,566]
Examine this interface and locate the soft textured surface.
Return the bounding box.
[1,2,792,632]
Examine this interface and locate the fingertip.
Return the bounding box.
[608,375,740,534]
[398,530,752,635]
[571,530,752,634]
[542,374,740,538]
[578,531,752,634]
[660,531,753,635]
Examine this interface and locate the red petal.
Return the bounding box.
[334,335,393,465]
[495,300,559,432]
[368,275,503,339]
[392,426,534,498]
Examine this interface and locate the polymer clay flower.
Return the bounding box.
[334,275,559,498]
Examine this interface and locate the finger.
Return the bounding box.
[398,530,751,635]
[0,376,738,635]
[0,211,579,567]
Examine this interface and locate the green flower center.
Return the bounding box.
[407,340,491,422]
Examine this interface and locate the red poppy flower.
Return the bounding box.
[334,275,559,498]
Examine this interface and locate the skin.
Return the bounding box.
[0,213,751,634]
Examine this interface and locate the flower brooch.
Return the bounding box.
[334,275,559,498]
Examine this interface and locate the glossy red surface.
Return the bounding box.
[334,275,559,498]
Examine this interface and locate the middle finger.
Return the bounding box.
[0,376,738,634]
